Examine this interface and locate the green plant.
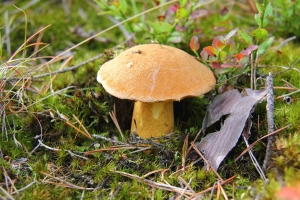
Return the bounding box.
[272,0,300,38]
[94,0,216,44]
[189,0,275,90]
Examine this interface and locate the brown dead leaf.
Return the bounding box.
[197,89,267,171]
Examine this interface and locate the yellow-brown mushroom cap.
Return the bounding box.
[97,44,216,102]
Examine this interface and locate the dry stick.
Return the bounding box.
[235,124,292,161]
[0,186,15,200]
[2,166,18,194]
[190,142,223,181]
[275,36,297,51]
[32,53,104,79]
[263,72,275,170]
[242,136,266,180]
[109,108,125,141]
[178,177,200,200]
[114,170,194,197]
[91,134,126,145]
[40,172,95,191]
[189,176,236,199]
[276,88,300,100]
[11,181,37,194]
[37,140,88,160]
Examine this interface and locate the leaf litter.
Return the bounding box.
[196,88,268,171]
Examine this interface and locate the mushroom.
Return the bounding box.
[97,44,216,139]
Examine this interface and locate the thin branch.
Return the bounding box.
[109,108,125,141]
[40,172,95,190]
[11,181,37,194]
[235,124,292,161]
[37,140,89,160]
[263,72,275,170]
[275,36,297,51]
[190,142,223,181]
[92,134,126,145]
[32,53,103,79]
[243,136,266,180]
[114,170,194,196]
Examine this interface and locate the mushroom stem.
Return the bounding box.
[131,101,174,138]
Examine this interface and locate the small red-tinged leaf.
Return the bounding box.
[221,62,236,68]
[241,45,259,55]
[190,36,200,52]
[213,36,226,49]
[235,53,245,62]
[200,50,208,61]
[211,61,222,69]
[203,46,217,57]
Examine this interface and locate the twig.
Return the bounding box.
[32,53,103,79]
[190,176,236,198]
[27,86,75,108]
[67,114,93,140]
[37,140,89,160]
[92,134,126,145]
[190,142,223,181]
[11,180,37,194]
[243,136,266,180]
[114,170,194,196]
[2,166,18,194]
[109,107,125,141]
[275,36,297,51]
[235,124,292,161]
[0,186,15,200]
[263,72,275,170]
[276,88,300,100]
[178,177,200,200]
[40,172,95,190]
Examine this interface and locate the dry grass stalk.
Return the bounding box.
[2,166,18,195]
[235,124,292,162]
[190,142,223,181]
[40,172,95,191]
[109,107,125,141]
[114,170,195,197]
[64,114,93,141]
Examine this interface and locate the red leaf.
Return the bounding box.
[190,36,200,52]
[213,36,226,49]
[203,46,217,57]
[200,50,208,61]
[235,53,245,62]
[211,61,222,69]
[241,45,259,55]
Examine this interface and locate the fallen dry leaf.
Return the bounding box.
[197,88,267,170]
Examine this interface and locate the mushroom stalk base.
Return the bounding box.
[131,101,174,139]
